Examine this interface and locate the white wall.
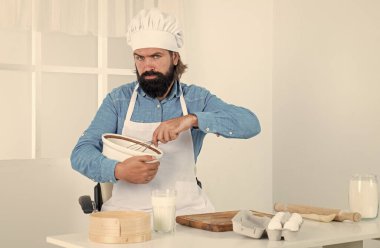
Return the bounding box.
[182,0,273,212]
[0,159,93,247]
[273,1,380,246]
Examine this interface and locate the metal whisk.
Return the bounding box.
[127,140,153,152]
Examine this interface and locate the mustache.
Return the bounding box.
[141,70,164,77]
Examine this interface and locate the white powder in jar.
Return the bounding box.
[349,178,379,218]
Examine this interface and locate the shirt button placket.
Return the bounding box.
[156,103,162,121]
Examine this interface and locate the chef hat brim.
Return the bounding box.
[129,30,179,52]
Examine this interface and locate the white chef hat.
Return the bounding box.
[126,9,183,52]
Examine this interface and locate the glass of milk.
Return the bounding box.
[151,189,176,233]
[349,174,379,219]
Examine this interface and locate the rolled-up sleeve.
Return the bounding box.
[191,89,260,139]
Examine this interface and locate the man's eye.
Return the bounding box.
[135,56,143,61]
[153,55,161,59]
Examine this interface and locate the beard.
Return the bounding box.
[137,64,175,98]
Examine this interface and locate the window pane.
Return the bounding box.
[39,73,98,158]
[108,37,134,69]
[108,74,136,92]
[0,70,32,159]
[41,33,97,67]
[0,29,30,65]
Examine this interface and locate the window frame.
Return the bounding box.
[0,0,148,159]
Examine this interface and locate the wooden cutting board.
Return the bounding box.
[176,210,273,232]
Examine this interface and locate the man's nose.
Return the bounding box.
[143,58,156,71]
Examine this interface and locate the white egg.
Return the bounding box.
[268,221,282,230]
[283,221,300,231]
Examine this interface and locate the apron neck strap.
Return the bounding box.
[126,83,188,121]
[179,85,188,115]
[125,84,139,121]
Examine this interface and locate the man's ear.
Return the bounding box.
[173,52,179,66]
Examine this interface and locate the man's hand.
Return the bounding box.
[152,114,198,146]
[114,155,159,184]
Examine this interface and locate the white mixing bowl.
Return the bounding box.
[102,133,163,162]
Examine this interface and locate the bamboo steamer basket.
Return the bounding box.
[89,211,151,244]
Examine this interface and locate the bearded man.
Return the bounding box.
[71,9,260,215]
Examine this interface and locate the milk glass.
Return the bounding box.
[349,174,379,219]
[151,189,176,233]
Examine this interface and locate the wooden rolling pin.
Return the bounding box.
[274,203,361,222]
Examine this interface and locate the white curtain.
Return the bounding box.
[37,0,98,35]
[0,0,31,30]
[0,0,183,37]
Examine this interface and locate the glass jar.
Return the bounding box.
[349,174,379,219]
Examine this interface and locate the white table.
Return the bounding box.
[47,218,380,248]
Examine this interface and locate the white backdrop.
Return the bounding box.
[273,1,380,247]
[182,0,273,212]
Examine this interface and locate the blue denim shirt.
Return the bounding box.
[70,81,261,183]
